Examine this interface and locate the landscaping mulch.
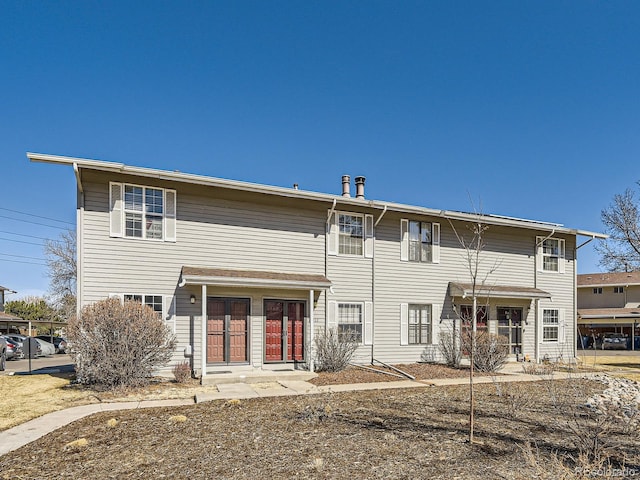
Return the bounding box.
[2,379,638,479]
[309,363,492,386]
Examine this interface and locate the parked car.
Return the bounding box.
[0,336,6,370]
[35,335,68,354]
[601,332,628,350]
[8,335,43,358]
[34,338,56,356]
[1,335,23,360]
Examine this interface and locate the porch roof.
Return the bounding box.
[180,266,332,290]
[448,282,552,300]
[578,308,640,321]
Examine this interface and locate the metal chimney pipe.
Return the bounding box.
[341,175,351,197]
[355,176,366,199]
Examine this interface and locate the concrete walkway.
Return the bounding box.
[0,367,594,458]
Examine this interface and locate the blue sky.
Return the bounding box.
[1,1,639,299]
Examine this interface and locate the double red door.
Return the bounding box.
[265,300,305,362]
[207,298,249,364]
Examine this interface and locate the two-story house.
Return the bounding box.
[30,152,607,378]
[577,272,640,350]
[0,285,23,333]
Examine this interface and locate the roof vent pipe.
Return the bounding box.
[341,175,351,197]
[355,176,366,199]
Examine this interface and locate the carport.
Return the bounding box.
[577,308,640,351]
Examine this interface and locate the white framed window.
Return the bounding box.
[124,294,163,318]
[536,237,565,273]
[110,182,176,242]
[339,214,364,255]
[111,293,176,333]
[401,220,440,263]
[614,286,624,294]
[408,304,431,344]
[542,309,559,342]
[593,287,603,295]
[337,303,363,342]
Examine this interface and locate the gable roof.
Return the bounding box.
[28,152,607,239]
[577,272,640,287]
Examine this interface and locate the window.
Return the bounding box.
[542,238,560,271]
[338,214,363,255]
[614,286,624,294]
[110,182,176,241]
[124,185,164,239]
[542,309,559,342]
[409,221,433,262]
[408,304,431,344]
[338,303,363,342]
[124,294,163,319]
[401,220,440,263]
[593,287,603,295]
[459,305,488,329]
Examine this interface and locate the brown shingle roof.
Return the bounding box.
[180,267,332,289]
[577,271,640,287]
[449,282,551,299]
[578,307,640,319]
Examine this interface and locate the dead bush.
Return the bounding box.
[462,331,509,372]
[68,298,176,389]
[438,328,462,368]
[173,361,192,383]
[314,328,359,373]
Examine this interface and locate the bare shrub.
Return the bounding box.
[68,298,176,389]
[491,379,537,418]
[462,331,508,372]
[438,328,462,368]
[173,361,192,383]
[314,328,359,373]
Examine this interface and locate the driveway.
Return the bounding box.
[1,354,74,375]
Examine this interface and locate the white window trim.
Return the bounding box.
[536,236,565,274]
[400,303,440,346]
[333,301,366,345]
[540,307,565,344]
[109,182,177,242]
[401,219,440,264]
[109,293,176,333]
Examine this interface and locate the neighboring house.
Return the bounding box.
[30,152,607,378]
[0,285,23,332]
[577,272,640,350]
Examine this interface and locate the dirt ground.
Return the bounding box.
[1,378,638,479]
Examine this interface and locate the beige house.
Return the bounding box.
[577,271,640,350]
[30,152,606,377]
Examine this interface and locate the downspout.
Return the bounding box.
[323,198,337,366]
[371,206,387,363]
[74,163,84,316]
[309,289,314,372]
[201,284,207,380]
[534,229,556,363]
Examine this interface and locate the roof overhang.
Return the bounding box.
[179,267,332,291]
[28,152,608,238]
[578,308,640,321]
[449,282,552,300]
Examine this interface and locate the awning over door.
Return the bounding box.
[448,282,551,300]
[180,266,332,290]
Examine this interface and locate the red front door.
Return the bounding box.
[207,298,249,364]
[265,300,305,362]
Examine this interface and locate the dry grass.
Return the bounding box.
[1,379,638,479]
[0,373,98,431]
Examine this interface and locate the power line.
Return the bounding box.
[0,214,70,230]
[0,258,47,266]
[0,252,48,262]
[0,237,44,247]
[0,207,74,225]
[0,230,54,241]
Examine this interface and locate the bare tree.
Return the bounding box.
[597,186,640,272]
[44,229,77,320]
[449,214,500,443]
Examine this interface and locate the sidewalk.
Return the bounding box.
[0,367,593,458]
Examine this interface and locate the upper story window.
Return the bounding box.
[536,236,565,273]
[327,210,374,258]
[614,286,624,294]
[339,214,364,255]
[110,182,176,242]
[593,287,603,294]
[401,220,440,263]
